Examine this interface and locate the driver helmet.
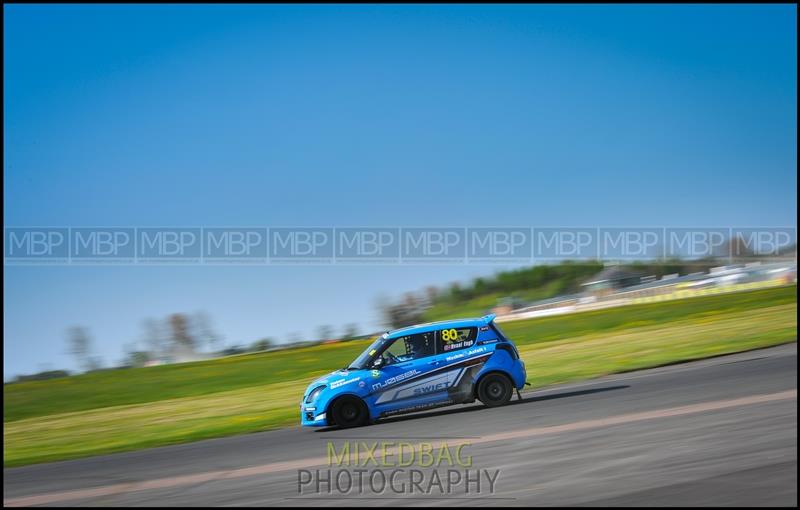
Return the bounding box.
[407,334,428,357]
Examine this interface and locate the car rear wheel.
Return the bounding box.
[477,373,513,407]
[330,396,369,428]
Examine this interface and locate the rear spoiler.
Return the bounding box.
[480,313,497,324]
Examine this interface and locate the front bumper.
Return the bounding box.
[300,405,329,427]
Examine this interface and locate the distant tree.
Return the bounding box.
[222,345,247,356]
[377,292,425,329]
[14,370,71,383]
[85,356,104,372]
[66,326,93,372]
[169,314,194,351]
[141,318,165,359]
[375,261,614,327]
[316,325,334,341]
[126,351,151,368]
[191,311,221,352]
[340,323,359,340]
[250,338,275,352]
[448,282,464,303]
[424,286,439,304]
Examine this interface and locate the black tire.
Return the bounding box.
[477,373,513,407]
[330,396,369,428]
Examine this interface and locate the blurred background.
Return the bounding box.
[3,4,797,468]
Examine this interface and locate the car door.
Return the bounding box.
[368,331,450,415]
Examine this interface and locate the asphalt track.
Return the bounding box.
[4,343,797,506]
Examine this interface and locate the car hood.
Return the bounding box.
[304,368,366,396]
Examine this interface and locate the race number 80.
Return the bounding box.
[441,328,460,343]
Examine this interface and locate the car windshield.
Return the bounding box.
[348,334,391,370]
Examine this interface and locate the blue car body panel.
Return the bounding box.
[300,314,527,427]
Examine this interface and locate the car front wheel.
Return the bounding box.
[330,396,369,428]
[477,373,513,407]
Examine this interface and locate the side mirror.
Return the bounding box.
[371,356,384,369]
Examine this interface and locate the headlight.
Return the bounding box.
[305,385,326,403]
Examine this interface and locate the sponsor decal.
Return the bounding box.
[358,381,366,388]
[330,376,360,389]
[465,347,486,356]
[381,399,455,417]
[442,339,475,352]
[372,369,420,391]
[371,370,381,378]
[446,346,488,362]
[413,381,450,396]
[375,369,463,404]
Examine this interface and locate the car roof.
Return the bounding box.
[386,314,496,339]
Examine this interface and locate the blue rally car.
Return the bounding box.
[301,314,527,428]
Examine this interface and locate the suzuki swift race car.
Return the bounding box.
[301,314,527,428]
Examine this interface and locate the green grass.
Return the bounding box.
[500,284,797,347]
[521,303,796,387]
[3,285,797,467]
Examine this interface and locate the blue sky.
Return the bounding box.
[4,5,797,377]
